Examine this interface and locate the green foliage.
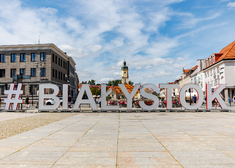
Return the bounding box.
[88,79,96,85]
[90,87,100,96]
[107,79,121,86]
[106,95,111,100]
[129,81,134,86]
[80,79,96,85]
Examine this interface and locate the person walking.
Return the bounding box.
[228,97,231,106]
[193,95,197,104]
[25,95,30,109]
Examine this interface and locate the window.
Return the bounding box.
[55,56,57,64]
[11,54,16,62]
[58,71,60,79]
[52,54,54,62]
[58,58,60,66]
[55,70,57,78]
[31,53,37,62]
[61,72,62,80]
[41,68,46,77]
[11,69,16,77]
[20,68,25,76]
[0,69,5,77]
[1,85,4,95]
[29,84,38,95]
[52,69,54,77]
[0,54,5,62]
[22,85,25,95]
[31,68,36,77]
[61,60,62,67]
[40,52,46,61]
[20,53,26,62]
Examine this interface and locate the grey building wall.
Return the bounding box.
[0,43,77,98]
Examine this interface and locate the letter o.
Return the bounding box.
[179,84,203,110]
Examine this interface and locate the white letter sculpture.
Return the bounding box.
[62,84,68,110]
[159,84,179,109]
[139,83,159,110]
[206,84,227,109]
[4,83,23,110]
[100,84,119,110]
[119,84,140,110]
[179,84,203,110]
[39,84,60,110]
[73,84,98,110]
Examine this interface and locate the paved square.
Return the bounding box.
[1,112,235,167]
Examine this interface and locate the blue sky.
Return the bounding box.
[1,0,235,85]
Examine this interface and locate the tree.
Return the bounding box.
[107,79,121,86]
[88,79,96,85]
[129,81,134,86]
[90,87,100,96]
[81,81,87,84]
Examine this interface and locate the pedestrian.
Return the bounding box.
[68,95,71,108]
[233,96,235,103]
[228,97,231,106]
[193,95,197,104]
[25,95,30,109]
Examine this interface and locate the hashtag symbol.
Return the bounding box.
[4,83,23,110]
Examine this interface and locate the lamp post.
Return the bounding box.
[36,61,46,84]
[35,61,46,108]
[65,74,70,94]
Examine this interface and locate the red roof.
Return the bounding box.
[216,41,235,62]
[183,65,198,74]
[107,84,140,93]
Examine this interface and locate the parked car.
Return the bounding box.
[45,97,63,106]
[109,101,117,105]
[119,100,127,107]
[134,100,153,108]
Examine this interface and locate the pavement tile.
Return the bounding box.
[117,157,153,166]
[55,157,116,165]
[1,112,235,167]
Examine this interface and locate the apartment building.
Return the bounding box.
[0,43,78,97]
[204,41,235,102]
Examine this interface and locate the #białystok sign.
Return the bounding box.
[4,83,228,110]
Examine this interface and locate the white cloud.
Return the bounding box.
[227,2,235,7]
[38,7,58,14]
[114,72,121,77]
[77,69,95,78]
[85,45,102,52]
[59,45,88,58]
[1,0,234,85]
[146,71,173,78]
[181,12,221,28]
[100,77,114,82]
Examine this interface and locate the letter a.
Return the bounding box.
[73,84,98,110]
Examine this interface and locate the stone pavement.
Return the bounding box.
[1,112,235,167]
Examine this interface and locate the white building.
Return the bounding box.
[190,59,205,95]
[203,41,235,102]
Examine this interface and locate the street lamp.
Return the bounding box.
[65,74,70,95]
[65,74,70,83]
[36,61,46,84]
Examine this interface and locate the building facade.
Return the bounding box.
[0,43,77,98]
[179,65,197,89]
[190,59,205,95]
[203,41,235,102]
[121,60,129,84]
